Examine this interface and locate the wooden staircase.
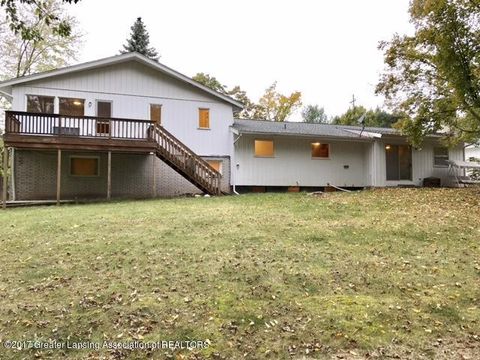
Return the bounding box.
[149,124,222,195]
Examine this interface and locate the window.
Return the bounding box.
[150,104,162,125]
[26,95,54,114]
[198,108,210,129]
[311,143,330,158]
[385,144,412,181]
[96,101,111,135]
[59,97,85,116]
[70,157,99,176]
[207,160,222,174]
[254,140,274,157]
[434,147,449,167]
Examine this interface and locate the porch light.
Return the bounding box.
[73,100,82,106]
[385,145,391,150]
[312,142,321,146]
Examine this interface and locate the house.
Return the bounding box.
[0,53,242,203]
[466,145,480,160]
[232,120,464,190]
[0,53,465,206]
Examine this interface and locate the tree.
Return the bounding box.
[227,85,256,119]
[193,73,256,119]
[302,104,328,123]
[121,17,159,61]
[255,82,302,122]
[193,73,227,94]
[0,0,82,79]
[332,106,398,128]
[376,0,480,147]
[1,0,79,41]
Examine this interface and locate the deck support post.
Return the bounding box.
[2,147,8,209]
[56,149,61,206]
[107,151,112,200]
[152,153,156,198]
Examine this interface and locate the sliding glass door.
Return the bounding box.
[386,144,412,181]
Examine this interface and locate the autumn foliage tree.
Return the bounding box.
[254,82,302,122]
[376,0,480,146]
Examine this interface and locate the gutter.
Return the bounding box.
[234,131,375,143]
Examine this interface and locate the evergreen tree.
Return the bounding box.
[121,17,159,61]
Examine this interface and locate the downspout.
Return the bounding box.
[231,131,243,195]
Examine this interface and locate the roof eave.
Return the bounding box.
[0,52,244,109]
[235,130,375,142]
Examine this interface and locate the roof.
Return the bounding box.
[0,52,243,109]
[233,119,400,140]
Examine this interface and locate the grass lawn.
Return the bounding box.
[0,188,479,359]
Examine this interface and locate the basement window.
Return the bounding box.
[207,160,222,174]
[198,108,210,129]
[70,157,99,177]
[434,147,449,167]
[254,140,274,157]
[311,143,330,159]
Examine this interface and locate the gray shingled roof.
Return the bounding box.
[233,119,399,139]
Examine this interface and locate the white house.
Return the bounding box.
[466,145,480,160]
[0,53,465,203]
[232,120,464,190]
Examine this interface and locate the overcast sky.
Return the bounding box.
[68,0,413,120]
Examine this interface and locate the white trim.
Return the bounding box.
[343,129,383,138]
[0,53,244,109]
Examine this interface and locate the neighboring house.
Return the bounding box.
[0,53,465,203]
[466,145,480,160]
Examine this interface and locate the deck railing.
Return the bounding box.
[5,111,154,140]
[4,111,223,195]
[149,124,222,195]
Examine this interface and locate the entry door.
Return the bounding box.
[96,101,111,136]
[386,144,412,181]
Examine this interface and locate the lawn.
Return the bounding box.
[0,189,479,359]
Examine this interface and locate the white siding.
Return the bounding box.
[234,135,369,187]
[466,146,480,160]
[11,61,234,157]
[370,138,464,187]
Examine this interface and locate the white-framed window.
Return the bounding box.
[26,95,54,114]
[433,147,449,167]
[198,108,210,129]
[311,142,330,159]
[254,139,274,157]
[70,156,100,177]
[59,97,85,116]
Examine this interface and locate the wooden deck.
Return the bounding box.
[2,111,223,207]
[4,111,157,153]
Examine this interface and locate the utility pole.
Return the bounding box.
[350,94,357,109]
